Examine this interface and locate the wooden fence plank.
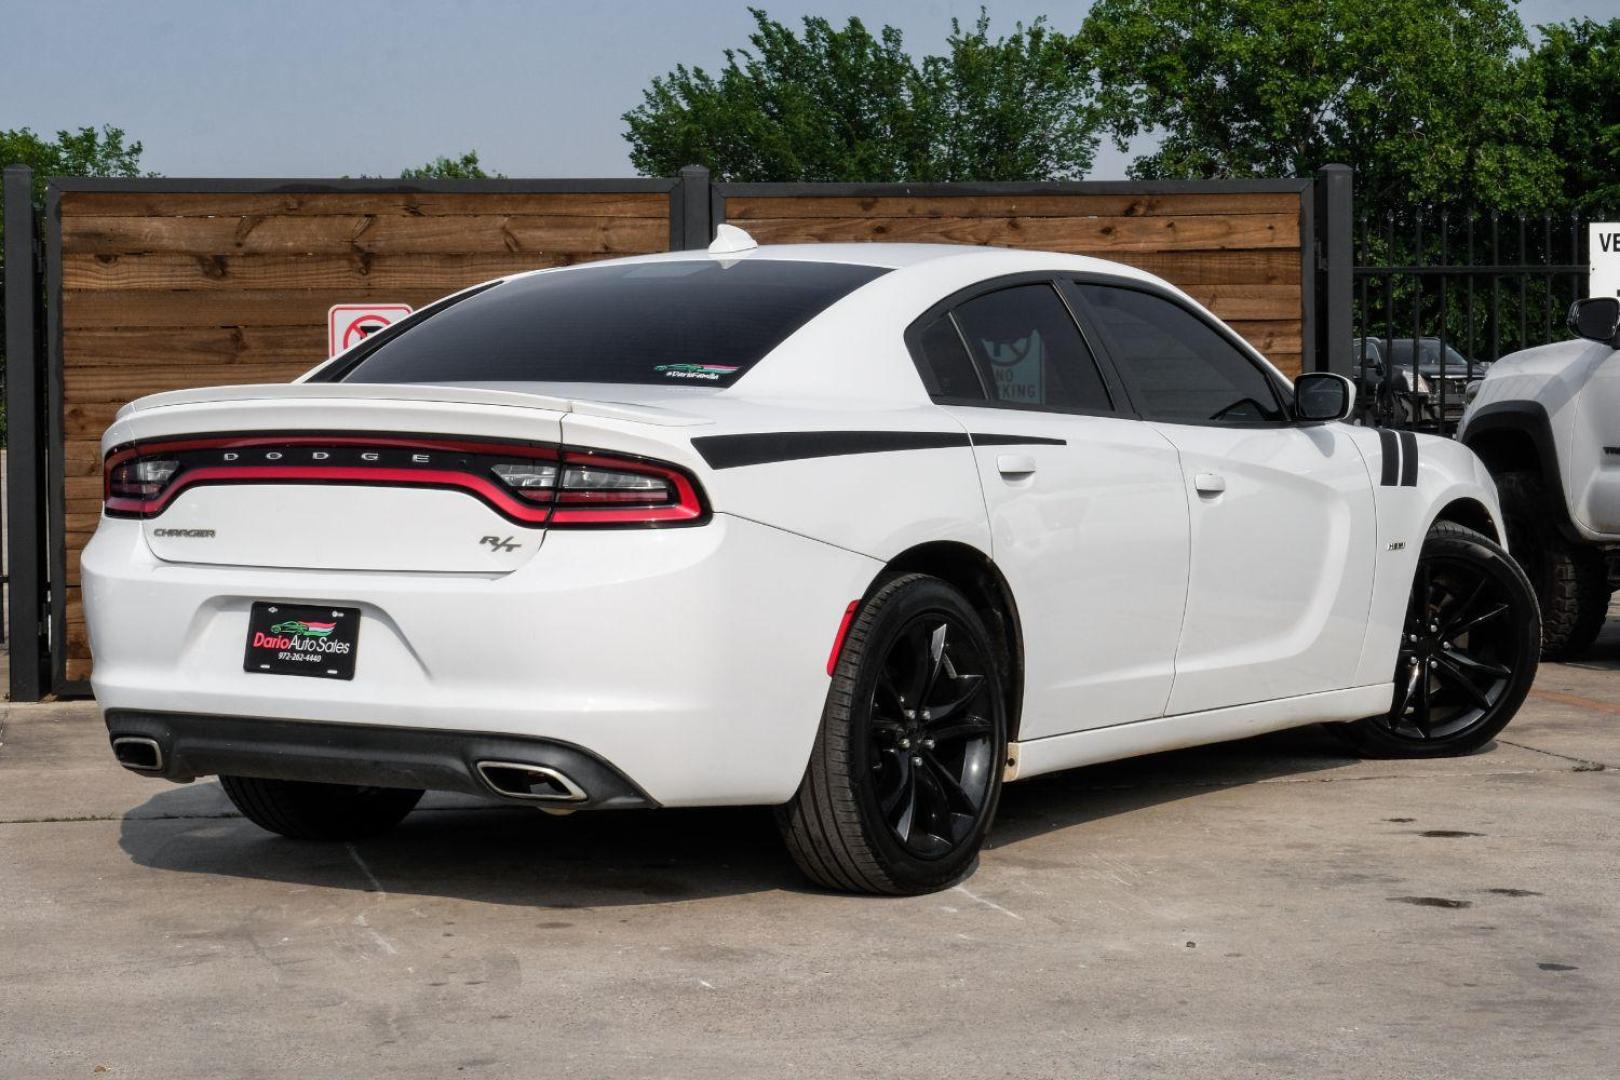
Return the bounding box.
[724,191,1303,220]
[62,191,671,219]
[732,213,1299,252]
[65,326,324,367]
[65,288,457,329]
[67,363,309,400]
[1099,250,1303,285]
[61,214,668,256]
[62,252,569,291]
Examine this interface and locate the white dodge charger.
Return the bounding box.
[83,228,1540,895]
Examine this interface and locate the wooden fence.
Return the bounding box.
[50,179,680,688]
[4,168,1339,697]
[714,184,1310,377]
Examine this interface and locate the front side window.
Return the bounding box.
[340,259,888,387]
[949,284,1113,412]
[1074,284,1286,425]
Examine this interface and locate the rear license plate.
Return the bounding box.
[244,602,360,680]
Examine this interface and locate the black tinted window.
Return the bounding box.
[951,284,1113,412]
[913,316,986,400]
[340,259,888,387]
[1075,284,1286,425]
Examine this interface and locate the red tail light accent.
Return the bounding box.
[103,434,708,528]
[827,600,861,676]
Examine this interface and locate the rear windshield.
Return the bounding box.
[336,259,888,388]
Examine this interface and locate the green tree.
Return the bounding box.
[623,8,1094,182]
[1530,17,1620,213]
[1,126,148,444]
[399,150,502,180]
[1080,0,1559,213]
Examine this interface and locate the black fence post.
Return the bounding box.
[1314,164,1354,377]
[4,165,47,701]
[675,165,712,250]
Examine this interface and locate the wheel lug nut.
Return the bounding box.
[899,737,911,749]
[922,738,935,750]
[1408,634,1418,642]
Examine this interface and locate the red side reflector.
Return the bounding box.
[827,600,860,676]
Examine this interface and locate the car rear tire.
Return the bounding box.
[220,775,423,841]
[1497,470,1609,659]
[776,574,1007,895]
[1336,522,1539,758]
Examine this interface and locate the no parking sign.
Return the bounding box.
[327,303,413,356]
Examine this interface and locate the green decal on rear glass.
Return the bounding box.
[654,363,741,381]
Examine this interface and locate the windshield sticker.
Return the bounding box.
[655,363,741,381]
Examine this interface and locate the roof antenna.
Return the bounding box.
[708,224,758,256]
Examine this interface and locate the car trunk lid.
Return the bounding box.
[104,383,709,573]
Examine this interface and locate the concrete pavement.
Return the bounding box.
[2,633,1617,1078]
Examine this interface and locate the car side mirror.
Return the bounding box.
[1294,372,1356,422]
[1568,297,1620,346]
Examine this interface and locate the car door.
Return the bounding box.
[1069,280,1377,716]
[908,277,1191,740]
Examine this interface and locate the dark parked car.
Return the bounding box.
[1351,337,1489,426]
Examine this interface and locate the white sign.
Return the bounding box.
[1591,223,1620,301]
[327,304,413,356]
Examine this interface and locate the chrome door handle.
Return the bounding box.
[1194,472,1227,495]
[997,453,1038,477]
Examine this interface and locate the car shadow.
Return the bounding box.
[118,724,1368,908]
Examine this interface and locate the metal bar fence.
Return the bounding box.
[1352,206,1604,436]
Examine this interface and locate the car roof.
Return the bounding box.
[510,241,1165,284]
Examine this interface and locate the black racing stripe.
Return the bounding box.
[691,430,970,470]
[1398,431,1419,487]
[1377,428,1399,486]
[968,433,1068,447]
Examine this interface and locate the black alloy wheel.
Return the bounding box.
[777,574,1007,894]
[1338,522,1539,758]
[866,615,998,859]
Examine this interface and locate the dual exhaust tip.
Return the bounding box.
[112,737,586,805]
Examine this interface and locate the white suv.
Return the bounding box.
[1458,297,1620,656]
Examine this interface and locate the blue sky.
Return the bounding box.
[1,0,1608,179]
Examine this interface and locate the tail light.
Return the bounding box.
[103,435,707,527]
[488,450,704,525]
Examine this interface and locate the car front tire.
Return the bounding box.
[220,775,424,841]
[1337,521,1539,758]
[777,574,1007,895]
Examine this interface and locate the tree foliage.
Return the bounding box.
[399,150,502,180]
[1,126,149,442]
[623,8,1094,182]
[1080,0,1558,213]
[1529,17,1620,213]
[1,125,146,243]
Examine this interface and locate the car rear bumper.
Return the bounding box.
[104,710,656,809]
[83,513,882,806]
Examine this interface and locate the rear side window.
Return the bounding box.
[913,316,987,400]
[950,284,1114,412]
[339,259,888,388]
[1073,284,1286,425]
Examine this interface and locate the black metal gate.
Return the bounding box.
[1352,206,1608,433]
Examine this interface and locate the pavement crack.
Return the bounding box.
[1495,738,1610,772]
